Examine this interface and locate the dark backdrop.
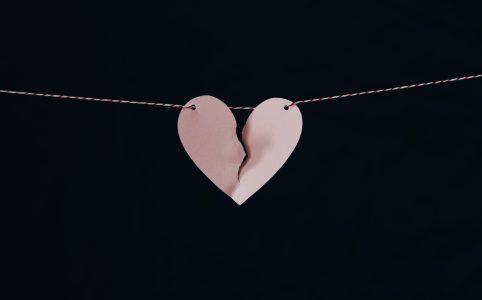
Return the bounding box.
[2,1,482,299]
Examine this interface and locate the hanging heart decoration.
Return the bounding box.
[177,96,303,205]
[4,74,481,205]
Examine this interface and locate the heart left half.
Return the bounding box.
[178,96,302,205]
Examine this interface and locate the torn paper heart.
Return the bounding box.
[178,96,302,205]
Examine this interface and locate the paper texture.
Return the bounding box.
[178,96,302,205]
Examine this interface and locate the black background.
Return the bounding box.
[2,1,482,299]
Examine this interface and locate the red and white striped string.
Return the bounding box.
[1,74,481,110]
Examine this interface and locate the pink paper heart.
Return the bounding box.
[178,96,302,205]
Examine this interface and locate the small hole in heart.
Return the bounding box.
[284,105,289,110]
[191,104,196,110]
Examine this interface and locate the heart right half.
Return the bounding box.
[178,96,302,205]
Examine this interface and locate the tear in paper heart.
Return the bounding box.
[178,96,302,205]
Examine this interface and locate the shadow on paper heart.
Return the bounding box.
[239,121,273,179]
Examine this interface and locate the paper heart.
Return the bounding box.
[178,96,302,205]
